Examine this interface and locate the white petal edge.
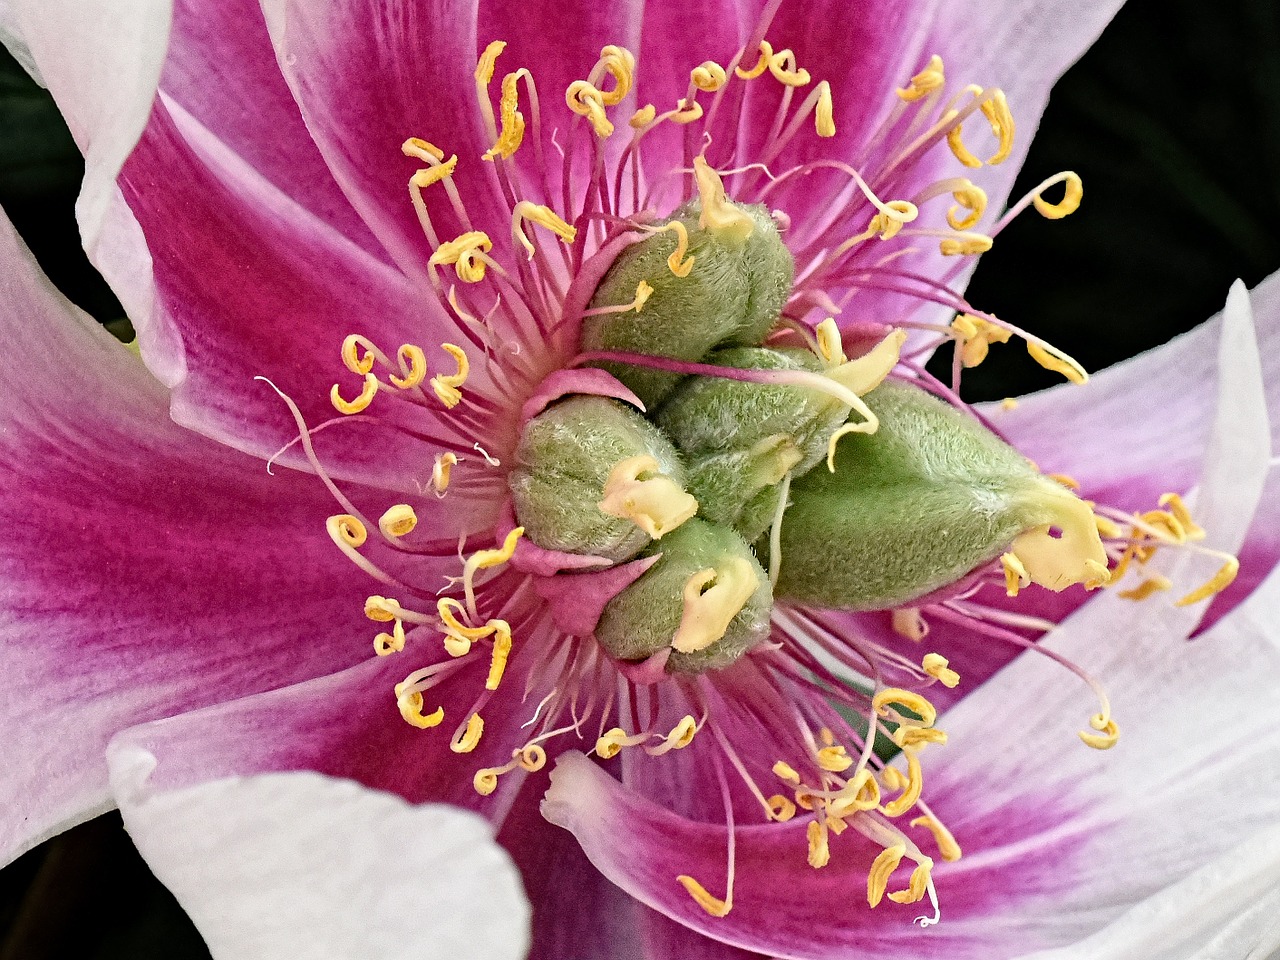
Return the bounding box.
[110,744,531,960]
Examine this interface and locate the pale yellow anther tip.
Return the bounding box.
[1079,712,1120,750]
[921,653,960,688]
[327,514,368,549]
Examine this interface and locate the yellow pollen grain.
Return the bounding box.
[735,40,773,80]
[389,343,427,389]
[1079,712,1120,750]
[910,814,962,862]
[1034,171,1083,219]
[431,342,470,409]
[815,81,835,137]
[330,373,378,415]
[451,713,485,753]
[374,620,406,657]
[1001,397,1019,411]
[485,621,513,690]
[677,876,731,917]
[921,653,960,688]
[867,844,907,908]
[327,514,368,549]
[691,60,727,92]
[807,820,831,869]
[767,48,810,87]
[378,504,418,539]
[896,55,944,102]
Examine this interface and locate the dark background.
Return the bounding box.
[1,0,1277,956]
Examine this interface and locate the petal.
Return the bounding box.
[0,213,379,866]
[0,0,171,251]
[110,756,531,960]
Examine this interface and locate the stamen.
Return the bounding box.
[767,48,811,87]
[946,88,1015,166]
[644,715,699,756]
[896,55,945,102]
[431,343,470,408]
[946,181,988,231]
[671,559,760,654]
[485,621,513,690]
[872,688,938,728]
[772,760,802,785]
[807,820,831,868]
[430,232,495,283]
[691,61,727,92]
[341,334,376,374]
[1027,339,1089,384]
[644,220,695,277]
[403,138,460,190]
[327,514,367,549]
[512,201,578,259]
[921,653,959,688]
[374,620,406,657]
[483,71,526,161]
[892,608,929,641]
[1118,574,1172,601]
[816,745,854,773]
[880,751,923,817]
[693,156,756,243]
[735,40,773,80]
[887,858,934,904]
[1033,171,1083,219]
[909,811,961,862]
[390,344,428,389]
[629,104,656,128]
[566,80,614,137]
[595,45,635,105]
[394,682,445,729]
[815,318,845,364]
[330,373,378,415]
[671,98,705,125]
[677,876,731,918]
[462,527,524,619]
[828,770,880,816]
[431,453,459,495]
[938,232,994,256]
[451,712,485,753]
[867,844,907,907]
[1078,712,1120,750]
[767,794,797,821]
[815,81,835,137]
[1175,554,1239,606]
[378,504,418,539]
[597,455,699,538]
[1002,552,1031,596]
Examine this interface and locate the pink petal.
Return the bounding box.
[112,761,531,959]
[118,99,460,487]
[0,214,383,866]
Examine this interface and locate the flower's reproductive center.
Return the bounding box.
[270,27,1242,928]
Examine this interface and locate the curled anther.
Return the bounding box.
[327,514,367,549]
[1078,711,1120,749]
[431,452,459,495]
[519,743,547,772]
[1176,554,1240,607]
[373,619,406,656]
[379,504,418,539]
[1027,339,1088,385]
[653,220,695,277]
[691,60,727,92]
[896,55,945,102]
[645,715,699,756]
[867,844,907,908]
[566,80,614,137]
[394,682,444,729]
[629,103,657,128]
[921,653,960,688]
[910,813,962,862]
[485,620,513,690]
[330,373,378,415]
[451,713,485,754]
[880,751,924,817]
[946,180,988,231]
[872,688,938,728]
[341,334,376,375]
[483,71,526,161]
[938,232,993,256]
[596,45,635,105]
[951,313,1010,368]
[402,138,459,189]
[735,40,773,80]
[430,231,494,283]
[1033,171,1083,219]
[807,820,831,869]
[671,97,704,125]
[887,858,934,905]
[767,48,810,86]
[431,343,470,408]
[947,88,1016,167]
[390,344,428,389]
[512,201,577,259]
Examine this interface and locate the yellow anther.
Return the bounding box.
[1117,574,1172,601]
[431,343,470,409]
[816,745,853,773]
[1034,171,1083,219]
[1024,337,1085,384]
[892,608,929,641]
[373,620,406,657]
[1001,397,1020,411]
[896,55,945,102]
[519,743,547,772]
[767,48,810,86]
[365,595,405,622]
[807,820,831,869]
[1140,509,1186,543]
[939,233,993,256]
[910,814,961,862]
[735,40,773,80]
[630,103,656,128]
[659,220,695,277]
[403,137,446,163]
[566,80,614,137]
[394,683,445,730]
[430,231,494,283]
[793,789,815,811]
[872,688,938,728]
[815,317,845,365]
[475,40,506,86]
[1095,515,1123,539]
[409,153,459,189]
[773,760,801,784]
[341,334,376,375]
[693,155,756,244]
[632,281,654,312]
[327,514,368,549]
[815,81,835,137]
[980,90,1015,164]
[671,558,760,654]
[512,201,578,259]
[451,713,485,753]
[880,752,923,817]
[598,454,698,539]
[330,373,378,415]
[596,45,635,105]
[950,313,1010,368]
[1084,558,1112,589]
[946,121,982,169]
[766,794,796,822]
[894,726,948,751]
[826,817,849,836]
[483,71,525,161]
[595,728,631,759]
[677,876,731,917]
[922,653,960,688]
[1048,472,1082,490]
[947,180,988,231]
[887,858,934,904]
[829,770,880,817]
[881,766,908,792]
[388,344,427,389]
[867,844,907,908]
[865,199,919,241]
[671,98,704,124]
[485,620,513,690]
[431,452,459,495]
[691,60,727,92]
[1176,555,1239,606]
[664,715,698,750]
[473,767,503,796]
[1158,493,1205,539]
[442,634,472,658]
[463,527,523,600]
[1002,551,1031,596]
[378,504,418,540]
[1078,712,1120,750]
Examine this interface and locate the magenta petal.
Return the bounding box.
[0,214,378,865]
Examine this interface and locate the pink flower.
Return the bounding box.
[3,1,1279,958]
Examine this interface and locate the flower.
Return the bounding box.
[2,1,1279,958]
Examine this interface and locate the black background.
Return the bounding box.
[1,0,1277,955]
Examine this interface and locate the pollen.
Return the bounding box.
[815,745,854,773]
[921,653,960,688]
[880,751,923,817]
[597,455,699,539]
[431,343,470,408]
[378,504,418,539]
[872,688,938,728]
[896,55,945,102]
[629,103,656,128]
[430,231,494,283]
[656,220,695,277]
[671,558,760,654]
[330,373,378,415]
[512,201,578,259]
[451,712,485,753]
[910,814,962,862]
[867,844,907,908]
[1176,554,1239,606]
[566,80,614,137]
[341,334,376,374]
[403,138,459,189]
